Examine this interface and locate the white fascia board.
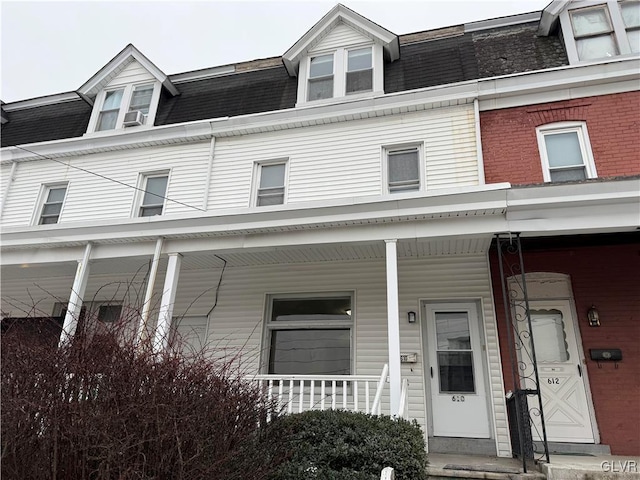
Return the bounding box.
[464,11,542,33]
[505,179,640,236]
[0,184,511,251]
[1,121,216,162]
[2,92,84,111]
[478,57,640,110]
[538,0,569,36]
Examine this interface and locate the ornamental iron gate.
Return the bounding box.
[495,233,550,472]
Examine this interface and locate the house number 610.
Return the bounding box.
[452,395,465,402]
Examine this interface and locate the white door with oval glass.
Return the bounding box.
[524,300,595,443]
[423,302,490,438]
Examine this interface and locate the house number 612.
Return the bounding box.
[452,395,465,402]
[547,378,560,384]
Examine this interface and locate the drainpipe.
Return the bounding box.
[0,161,17,217]
[202,137,216,210]
[136,237,164,345]
[474,99,486,185]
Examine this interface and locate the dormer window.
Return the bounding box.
[93,83,157,132]
[308,54,334,101]
[559,1,640,63]
[346,47,373,94]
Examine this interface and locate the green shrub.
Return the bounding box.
[268,409,427,480]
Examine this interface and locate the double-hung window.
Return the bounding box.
[128,85,154,115]
[621,1,640,52]
[255,162,286,206]
[138,172,168,217]
[537,123,597,182]
[346,47,373,94]
[570,6,618,60]
[97,89,124,131]
[265,294,353,375]
[308,54,334,101]
[386,146,422,193]
[38,184,68,225]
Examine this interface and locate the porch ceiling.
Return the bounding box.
[1,236,493,278]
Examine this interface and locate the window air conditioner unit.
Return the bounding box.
[123,110,145,127]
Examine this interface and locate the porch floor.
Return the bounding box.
[425,453,640,480]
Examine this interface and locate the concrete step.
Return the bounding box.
[426,464,545,480]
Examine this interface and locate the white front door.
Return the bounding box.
[523,300,595,443]
[423,302,490,438]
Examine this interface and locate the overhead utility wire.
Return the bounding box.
[14,146,206,212]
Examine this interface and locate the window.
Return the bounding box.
[561,1,640,63]
[346,47,373,94]
[570,6,618,60]
[97,89,124,131]
[621,1,640,52]
[537,123,597,182]
[302,45,379,104]
[255,162,286,206]
[90,82,158,132]
[386,146,421,193]
[308,54,334,101]
[38,184,68,225]
[264,294,353,375]
[138,173,168,217]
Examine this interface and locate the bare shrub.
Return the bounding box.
[1,313,286,480]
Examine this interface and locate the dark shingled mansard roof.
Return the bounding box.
[1,21,567,148]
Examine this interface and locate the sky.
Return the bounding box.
[1,0,551,103]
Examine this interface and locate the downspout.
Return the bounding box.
[137,237,164,345]
[0,161,17,217]
[474,98,486,185]
[202,136,216,210]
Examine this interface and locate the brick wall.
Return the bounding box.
[490,239,640,456]
[481,92,640,185]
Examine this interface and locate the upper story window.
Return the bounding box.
[255,161,287,206]
[300,45,381,105]
[137,172,169,217]
[89,82,159,133]
[37,184,68,225]
[536,122,597,182]
[385,145,422,193]
[562,1,640,62]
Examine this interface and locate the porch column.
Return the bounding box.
[153,252,182,352]
[59,242,92,346]
[385,239,402,416]
[136,237,164,345]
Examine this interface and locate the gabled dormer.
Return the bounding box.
[539,0,639,64]
[79,44,179,134]
[283,4,399,106]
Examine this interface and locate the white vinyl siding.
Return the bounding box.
[105,60,155,88]
[1,141,210,227]
[209,105,478,209]
[309,23,371,53]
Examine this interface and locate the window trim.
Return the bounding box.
[133,170,170,218]
[261,291,355,375]
[536,122,597,183]
[252,159,289,207]
[297,43,383,106]
[86,80,162,134]
[33,182,69,226]
[382,143,425,194]
[560,0,638,63]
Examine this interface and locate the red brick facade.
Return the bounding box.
[490,239,640,455]
[481,92,640,185]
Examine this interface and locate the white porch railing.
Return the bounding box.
[253,364,389,417]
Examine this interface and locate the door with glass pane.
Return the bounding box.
[523,300,594,443]
[423,302,490,438]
